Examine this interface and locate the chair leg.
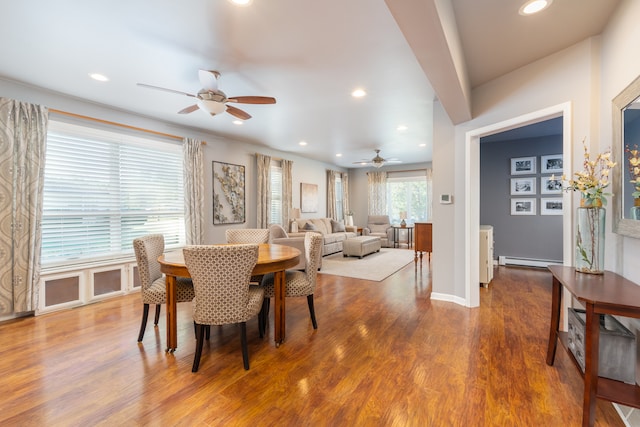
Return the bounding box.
[307,294,318,329]
[258,303,264,339]
[153,304,161,325]
[192,323,206,373]
[260,298,270,337]
[241,322,250,370]
[206,325,211,340]
[137,303,150,342]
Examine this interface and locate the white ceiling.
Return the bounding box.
[0,0,620,168]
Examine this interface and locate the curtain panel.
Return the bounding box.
[342,172,350,218]
[183,138,205,245]
[256,153,271,228]
[282,159,293,226]
[326,170,337,219]
[0,98,48,315]
[367,171,387,215]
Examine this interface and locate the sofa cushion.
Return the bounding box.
[331,219,346,233]
[303,222,317,231]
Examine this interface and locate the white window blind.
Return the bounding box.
[335,175,343,220]
[270,161,283,225]
[42,120,185,267]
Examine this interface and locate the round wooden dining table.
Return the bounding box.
[158,243,301,352]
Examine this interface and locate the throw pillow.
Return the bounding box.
[303,222,316,231]
[331,219,345,233]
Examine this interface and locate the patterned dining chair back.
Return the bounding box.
[303,233,324,292]
[183,244,264,371]
[225,229,270,244]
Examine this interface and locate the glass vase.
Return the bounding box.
[575,200,605,275]
[631,198,640,220]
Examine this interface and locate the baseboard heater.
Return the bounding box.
[498,256,563,268]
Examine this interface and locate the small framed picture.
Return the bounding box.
[510,177,536,195]
[511,156,536,175]
[541,154,563,174]
[541,197,563,215]
[541,175,563,194]
[511,198,536,215]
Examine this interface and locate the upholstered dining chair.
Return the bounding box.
[226,228,270,284]
[260,232,323,334]
[183,244,264,372]
[133,234,195,342]
[225,228,270,244]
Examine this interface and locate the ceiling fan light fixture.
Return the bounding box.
[373,161,384,168]
[519,0,552,16]
[197,99,227,115]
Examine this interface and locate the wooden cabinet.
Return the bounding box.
[414,222,432,265]
[479,225,494,286]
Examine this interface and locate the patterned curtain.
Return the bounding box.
[256,153,271,228]
[183,138,204,245]
[342,172,350,219]
[367,171,387,215]
[0,98,48,314]
[282,159,293,226]
[326,170,337,219]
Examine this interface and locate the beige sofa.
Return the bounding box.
[291,218,357,256]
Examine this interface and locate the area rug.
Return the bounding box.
[318,248,414,281]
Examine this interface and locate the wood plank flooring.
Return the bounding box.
[0,256,625,426]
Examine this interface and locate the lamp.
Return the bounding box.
[290,208,301,232]
[399,211,407,227]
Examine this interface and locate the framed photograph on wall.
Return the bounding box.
[541,175,563,194]
[541,154,563,173]
[541,197,563,215]
[212,161,245,224]
[510,156,536,175]
[510,198,536,215]
[510,177,536,195]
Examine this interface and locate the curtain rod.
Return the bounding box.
[367,168,428,174]
[255,152,284,161]
[49,109,206,144]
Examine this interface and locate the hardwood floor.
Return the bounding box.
[0,257,625,426]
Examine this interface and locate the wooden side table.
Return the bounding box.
[546,265,640,426]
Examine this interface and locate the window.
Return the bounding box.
[335,175,343,220]
[386,173,429,224]
[42,120,185,267]
[270,160,283,225]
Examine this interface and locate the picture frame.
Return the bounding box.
[540,197,563,215]
[510,177,536,195]
[541,154,563,174]
[510,198,536,215]
[212,161,245,224]
[510,156,536,175]
[300,183,318,213]
[541,175,563,194]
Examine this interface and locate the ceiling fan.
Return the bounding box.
[353,149,401,168]
[137,70,276,120]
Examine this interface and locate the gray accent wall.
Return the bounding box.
[480,135,563,262]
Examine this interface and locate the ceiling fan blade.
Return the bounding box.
[178,104,200,114]
[226,105,252,120]
[137,83,196,98]
[198,70,219,92]
[227,96,276,104]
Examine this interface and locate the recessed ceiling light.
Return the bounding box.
[419,143,426,147]
[89,73,109,82]
[519,0,552,16]
[229,0,252,6]
[233,120,243,125]
[397,125,408,131]
[336,153,342,157]
[351,89,366,98]
[299,141,308,146]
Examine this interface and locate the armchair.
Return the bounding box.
[268,224,322,270]
[362,215,393,247]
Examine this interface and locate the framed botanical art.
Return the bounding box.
[541,154,563,174]
[510,198,536,215]
[510,177,536,195]
[541,175,563,194]
[540,197,563,215]
[510,156,536,175]
[212,161,245,224]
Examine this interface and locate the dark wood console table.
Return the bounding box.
[414,222,432,265]
[546,265,640,427]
